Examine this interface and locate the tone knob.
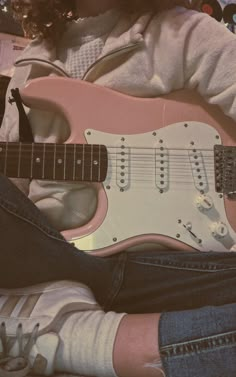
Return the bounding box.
[211,222,228,239]
[196,195,213,211]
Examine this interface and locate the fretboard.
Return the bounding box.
[0,142,108,182]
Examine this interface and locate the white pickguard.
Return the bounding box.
[72,121,236,252]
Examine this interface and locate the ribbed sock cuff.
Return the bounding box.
[56,310,126,377]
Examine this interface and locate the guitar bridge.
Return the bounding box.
[214,145,236,194]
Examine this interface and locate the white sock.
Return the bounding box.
[55,310,126,377]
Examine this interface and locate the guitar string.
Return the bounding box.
[2,151,218,165]
[0,170,220,184]
[0,146,232,185]
[0,164,216,175]
[0,158,217,181]
[0,144,227,158]
[0,147,217,152]
[0,156,221,168]
[0,149,219,161]
[0,154,217,163]
[0,160,218,170]
[0,155,217,163]
[0,143,229,152]
[0,168,219,184]
[0,157,223,172]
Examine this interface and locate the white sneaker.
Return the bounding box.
[0,280,100,376]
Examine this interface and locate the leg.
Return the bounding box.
[0,174,117,302]
[58,311,164,377]
[106,250,236,313]
[108,252,236,376]
[114,301,236,377]
[113,313,163,377]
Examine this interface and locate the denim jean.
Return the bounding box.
[1,174,236,376]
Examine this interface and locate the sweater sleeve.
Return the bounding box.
[181,10,236,121]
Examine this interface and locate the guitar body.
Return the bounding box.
[20,77,236,254]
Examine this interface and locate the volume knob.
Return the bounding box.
[196,195,213,211]
[211,222,228,239]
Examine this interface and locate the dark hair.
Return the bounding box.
[11,0,202,41]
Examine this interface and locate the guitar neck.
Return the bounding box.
[0,142,108,182]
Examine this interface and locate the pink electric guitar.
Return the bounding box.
[1,77,236,254]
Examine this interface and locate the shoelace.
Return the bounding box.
[0,322,40,377]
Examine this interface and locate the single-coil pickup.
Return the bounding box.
[155,147,169,191]
[116,142,130,189]
[189,150,208,191]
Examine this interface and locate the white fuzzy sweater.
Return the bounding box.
[57,9,120,78]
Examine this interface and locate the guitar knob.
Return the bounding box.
[211,222,228,239]
[196,195,213,211]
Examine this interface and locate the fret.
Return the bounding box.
[0,143,6,176]
[42,143,46,179]
[31,143,34,178]
[64,144,76,181]
[32,143,45,179]
[17,143,22,178]
[53,144,56,180]
[83,144,93,182]
[74,144,83,181]
[82,144,85,181]
[73,144,76,180]
[54,144,66,181]
[4,142,8,176]
[14,142,31,178]
[0,142,30,178]
[64,144,67,180]
[90,144,93,181]
[44,144,55,180]
[100,145,108,182]
[98,145,101,182]
[91,145,102,183]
